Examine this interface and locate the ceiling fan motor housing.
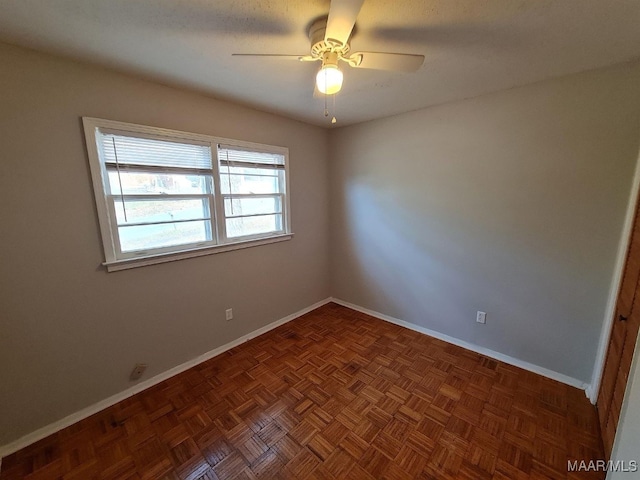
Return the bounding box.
[308,17,350,59]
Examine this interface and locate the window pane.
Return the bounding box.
[113,198,210,225]
[118,220,210,252]
[226,214,282,238]
[108,170,209,195]
[220,173,281,194]
[224,197,281,218]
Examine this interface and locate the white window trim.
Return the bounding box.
[83,117,293,272]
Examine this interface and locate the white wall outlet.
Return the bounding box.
[476,311,487,324]
[225,308,233,321]
[130,363,147,381]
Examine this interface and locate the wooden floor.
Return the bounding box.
[1,303,605,480]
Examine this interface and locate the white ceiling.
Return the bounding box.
[1,0,639,127]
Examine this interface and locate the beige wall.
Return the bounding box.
[329,62,640,383]
[0,42,330,446]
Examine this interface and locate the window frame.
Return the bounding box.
[83,117,292,272]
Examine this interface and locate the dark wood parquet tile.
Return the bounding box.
[0,303,604,479]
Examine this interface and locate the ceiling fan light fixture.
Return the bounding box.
[316,64,343,95]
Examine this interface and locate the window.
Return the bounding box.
[83,118,291,271]
[218,145,286,240]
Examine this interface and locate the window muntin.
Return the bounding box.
[84,118,290,267]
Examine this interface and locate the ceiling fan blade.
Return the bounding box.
[349,52,424,72]
[325,0,365,45]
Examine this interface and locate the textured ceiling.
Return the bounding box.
[1,0,639,127]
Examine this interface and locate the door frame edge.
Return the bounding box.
[590,145,640,404]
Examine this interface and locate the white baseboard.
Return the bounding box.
[331,297,590,393]
[0,297,332,460]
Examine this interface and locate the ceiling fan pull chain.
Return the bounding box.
[324,87,329,117]
[332,93,337,124]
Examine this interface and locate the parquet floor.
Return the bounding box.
[1,303,605,480]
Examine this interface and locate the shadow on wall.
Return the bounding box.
[338,179,600,372]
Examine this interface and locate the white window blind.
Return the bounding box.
[218,144,285,168]
[99,132,212,171]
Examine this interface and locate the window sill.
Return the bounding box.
[103,233,294,272]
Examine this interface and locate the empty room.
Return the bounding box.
[2,1,640,479]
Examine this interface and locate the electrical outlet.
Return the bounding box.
[476,311,487,324]
[225,308,233,321]
[130,363,147,381]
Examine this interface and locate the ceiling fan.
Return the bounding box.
[233,0,425,97]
